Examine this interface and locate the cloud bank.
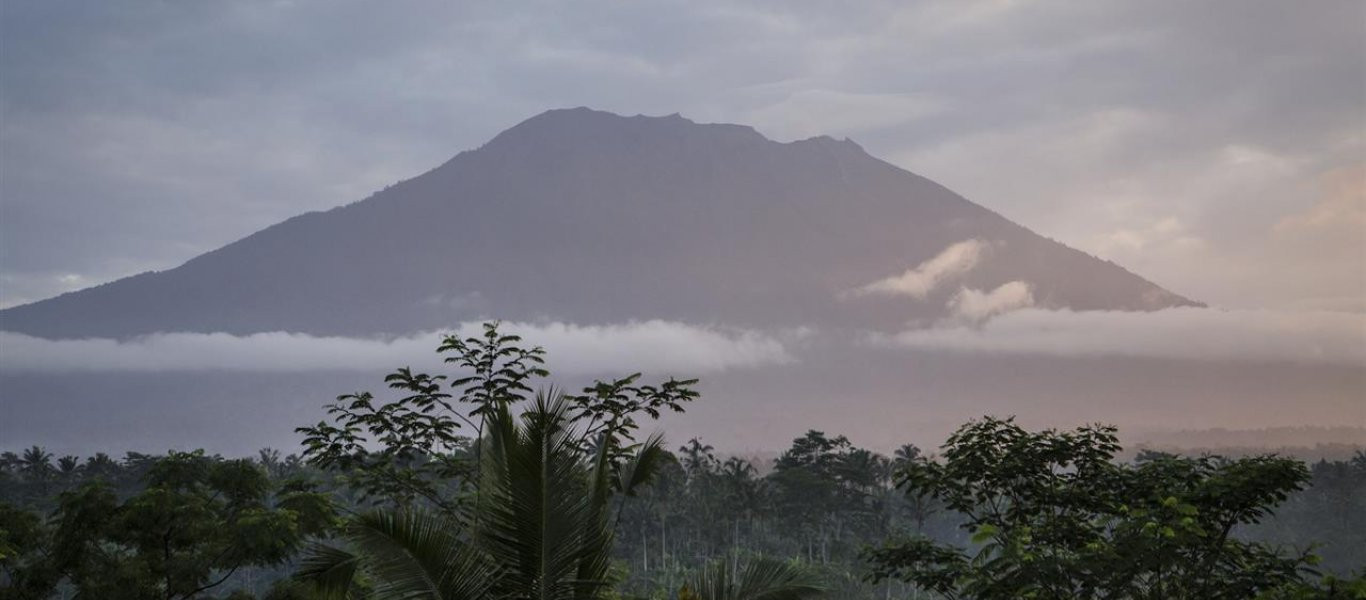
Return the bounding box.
[0,320,794,374]
[850,239,986,299]
[870,307,1366,365]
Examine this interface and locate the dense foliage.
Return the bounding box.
[1,450,334,600]
[863,418,1328,598]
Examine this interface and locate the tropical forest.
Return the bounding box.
[2,323,1363,600]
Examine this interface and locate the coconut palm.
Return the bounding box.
[680,438,717,477]
[679,556,826,600]
[18,446,55,495]
[298,390,667,599]
[55,455,82,491]
[19,446,53,481]
[83,452,123,481]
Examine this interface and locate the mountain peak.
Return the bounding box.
[513,106,699,131]
[491,107,767,148]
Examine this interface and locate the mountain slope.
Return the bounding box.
[0,108,1198,339]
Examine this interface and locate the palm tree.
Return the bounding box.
[891,444,937,534]
[0,450,20,471]
[679,556,826,600]
[892,444,921,467]
[299,390,667,599]
[19,446,54,493]
[55,455,82,491]
[680,438,716,477]
[258,448,283,479]
[719,458,765,553]
[84,452,122,482]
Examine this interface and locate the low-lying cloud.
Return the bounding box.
[0,320,795,374]
[949,281,1035,323]
[850,239,986,299]
[870,307,1366,365]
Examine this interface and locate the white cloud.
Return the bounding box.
[1091,216,1205,256]
[949,281,1034,322]
[0,271,114,309]
[0,320,795,374]
[899,100,1363,313]
[848,239,987,299]
[870,307,1366,365]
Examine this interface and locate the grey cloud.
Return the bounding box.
[0,320,795,374]
[871,307,1366,366]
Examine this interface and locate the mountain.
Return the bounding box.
[0,108,1198,339]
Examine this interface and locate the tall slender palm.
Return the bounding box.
[299,390,666,599]
[55,455,81,491]
[679,438,716,475]
[19,445,54,494]
[718,458,765,552]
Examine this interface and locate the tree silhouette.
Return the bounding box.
[865,417,1325,599]
[293,321,711,599]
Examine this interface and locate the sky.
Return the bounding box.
[2,0,1362,313]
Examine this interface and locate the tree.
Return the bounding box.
[864,417,1325,600]
[55,456,81,484]
[0,501,61,600]
[83,452,124,483]
[768,431,890,565]
[46,451,336,600]
[299,392,668,599]
[17,448,53,497]
[892,444,939,535]
[680,438,718,476]
[770,431,853,532]
[294,321,697,599]
[297,322,697,515]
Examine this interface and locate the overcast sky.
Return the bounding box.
[1,0,1363,312]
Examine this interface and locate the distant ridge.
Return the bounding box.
[0,107,1199,339]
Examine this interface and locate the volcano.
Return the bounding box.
[0,108,1197,339]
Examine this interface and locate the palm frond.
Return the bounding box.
[687,556,826,600]
[294,542,362,600]
[617,432,669,497]
[479,390,614,599]
[317,390,624,600]
[348,509,495,600]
